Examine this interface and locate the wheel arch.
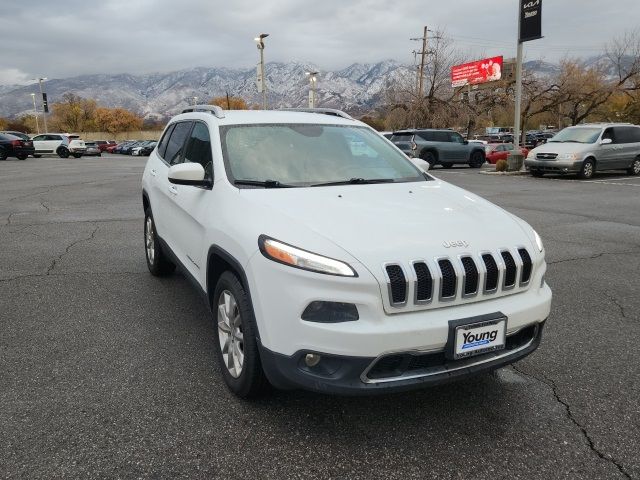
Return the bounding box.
[419,148,438,161]
[142,189,150,214]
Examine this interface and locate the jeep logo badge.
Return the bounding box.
[443,240,469,248]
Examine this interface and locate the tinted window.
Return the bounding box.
[417,131,435,141]
[449,132,464,143]
[184,122,213,181]
[615,126,640,144]
[157,124,175,159]
[632,127,640,143]
[32,135,46,141]
[432,131,450,142]
[391,133,413,142]
[165,122,192,164]
[602,128,615,143]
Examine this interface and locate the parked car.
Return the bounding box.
[94,140,116,152]
[83,142,102,156]
[31,133,86,158]
[105,143,120,153]
[525,123,640,178]
[390,129,486,168]
[141,105,551,398]
[114,141,138,154]
[0,133,35,160]
[485,143,529,164]
[0,130,31,141]
[133,141,157,156]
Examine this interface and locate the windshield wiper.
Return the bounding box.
[234,179,296,188]
[310,177,396,187]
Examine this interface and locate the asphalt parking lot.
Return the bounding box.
[1,155,639,479]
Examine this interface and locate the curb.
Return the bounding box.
[480,170,530,176]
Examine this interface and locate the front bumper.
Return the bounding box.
[259,321,545,395]
[525,158,582,173]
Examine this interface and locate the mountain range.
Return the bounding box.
[0,59,574,119]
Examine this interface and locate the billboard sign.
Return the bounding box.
[520,0,542,42]
[451,56,503,88]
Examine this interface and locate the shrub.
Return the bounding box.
[495,159,508,172]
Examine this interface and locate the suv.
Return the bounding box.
[141,106,551,398]
[525,123,640,178]
[390,129,486,168]
[31,133,86,158]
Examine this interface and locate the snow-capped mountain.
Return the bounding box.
[0,60,414,119]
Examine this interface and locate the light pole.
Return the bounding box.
[254,33,269,109]
[192,96,198,106]
[30,93,40,134]
[305,71,318,108]
[33,77,48,133]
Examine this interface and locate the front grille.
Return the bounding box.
[461,256,479,295]
[413,262,433,302]
[382,248,534,309]
[518,248,532,284]
[385,264,407,305]
[501,250,517,288]
[536,152,558,160]
[438,259,457,298]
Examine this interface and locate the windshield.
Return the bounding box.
[549,127,602,144]
[220,124,426,187]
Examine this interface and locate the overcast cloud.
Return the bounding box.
[0,0,636,85]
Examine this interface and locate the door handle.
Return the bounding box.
[168,185,178,195]
[150,169,157,177]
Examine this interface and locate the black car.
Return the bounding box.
[138,141,157,156]
[0,133,35,160]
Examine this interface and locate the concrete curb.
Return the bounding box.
[480,170,530,176]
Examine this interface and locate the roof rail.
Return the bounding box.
[282,108,354,120]
[181,104,225,119]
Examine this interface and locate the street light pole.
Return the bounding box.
[255,33,269,109]
[36,77,48,133]
[305,71,318,108]
[30,93,40,134]
[192,96,198,106]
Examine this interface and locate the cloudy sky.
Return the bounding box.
[0,0,636,85]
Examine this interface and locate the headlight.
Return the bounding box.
[527,151,535,159]
[258,235,357,277]
[533,230,544,252]
[557,153,577,160]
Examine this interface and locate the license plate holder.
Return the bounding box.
[445,313,507,360]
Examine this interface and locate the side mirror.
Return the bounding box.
[409,157,430,172]
[600,138,612,145]
[168,163,211,187]
[463,140,469,145]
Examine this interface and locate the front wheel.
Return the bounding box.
[16,154,28,160]
[144,208,175,276]
[0,149,7,160]
[627,157,640,176]
[578,159,595,179]
[469,151,485,168]
[57,147,70,158]
[214,271,269,398]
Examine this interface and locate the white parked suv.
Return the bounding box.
[31,133,86,158]
[141,106,552,397]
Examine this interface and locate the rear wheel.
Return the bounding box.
[144,208,175,276]
[420,150,437,167]
[72,153,82,158]
[0,148,7,160]
[16,154,27,160]
[214,271,269,398]
[578,158,595,179]
[57,147,70,158]
[627,157,640,176]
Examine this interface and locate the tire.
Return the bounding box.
[72,153,82,159]
[0,148,7,160]
[627,157,640,176]
[33,154,41,158]
[578,158,595,179]
[531,171,544,178]
[213,271,269,398]
[469,151,485,168]
[57,147,70,158]
[16,154,27,160]
[441,163,453,169]
[144,208,175,276]
[420,150,437,167]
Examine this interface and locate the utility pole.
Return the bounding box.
[255,33,269,109]
[30,93,40,134]
[36,78,48,133]
[418,26,428,98]
[305,71,318,108]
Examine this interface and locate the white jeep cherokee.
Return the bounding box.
[141,106,552,398]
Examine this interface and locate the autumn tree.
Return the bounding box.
[49,93,97,132]
[209,95,248,110]
[94,107,143,135]
[0,117,8,130]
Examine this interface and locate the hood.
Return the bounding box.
[239,179,536,269]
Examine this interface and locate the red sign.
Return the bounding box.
[451,56,503,88]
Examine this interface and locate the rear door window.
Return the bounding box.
[432,131,450,142]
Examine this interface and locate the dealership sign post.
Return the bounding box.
[514,0,542,150]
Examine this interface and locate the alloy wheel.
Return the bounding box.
[634,159,640,175]
[217,290,244,378]
[145,216,155,264]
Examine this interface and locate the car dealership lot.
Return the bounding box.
[1,156,638,479]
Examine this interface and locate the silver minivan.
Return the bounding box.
[524,123,640,179]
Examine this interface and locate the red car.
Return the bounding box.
[485,143,528,164]
[105,143,119,153]
[95,140,116,152]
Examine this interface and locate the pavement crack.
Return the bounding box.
[512,365,633,479]
[5,212,15,226]
[39,201,50,213]
[0,271,147,283]
[548,250,640,265]
[46,225,99,275]
[603,291,636,323]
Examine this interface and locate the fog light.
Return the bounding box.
[305,353,322,367]
[301,301,359,323]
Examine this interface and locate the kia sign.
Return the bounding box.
[451,56,503,88]
[520,0,542,42]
